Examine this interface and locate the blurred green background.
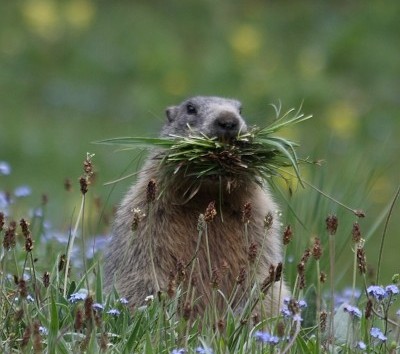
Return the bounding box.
[1,1,399,285]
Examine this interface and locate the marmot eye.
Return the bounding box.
[186,104,197,115]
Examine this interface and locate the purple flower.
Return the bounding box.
[298,299,307,308]
[0,161,11,176]
[68,290,88,303]
[254,331,280,345]
[293,314,303,323]
[92,303,104,311]
[26,294,35,303]
[370,327,387,342]
[343,304,362,318]
[170,349,186,354]
[39,326,48,336]
[107,308,121,316]
[356,341,366,350]
[367,285,386,301]
[385,284,399,295]
[14,185,32,198]
[195,346,213,354]
[119,297,129,305]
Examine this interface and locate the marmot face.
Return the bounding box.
[162,96,248,141]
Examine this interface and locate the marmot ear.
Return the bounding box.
[166,106,177,122]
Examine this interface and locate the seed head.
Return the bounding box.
[312,237,323,261]
[241,202,252,224]
[356,246,367,274]
[204,201,217,223]
[131,208,145,231]
[320,271,327,283]
[32,320,42,352]
[19,278,28,298]
[75,307,83,331]
[84,296,94,325]
[21,324,31,348]
[0,212,4,232]
[354,209,366,218]
[236,267,246,285]
[217,319,225,333]
[183,302,192,321]
[352,222,362,243]
[300,248,311,263]
[264,212,273,230]
[326,215,338,235]
[365,299,373,319]
[248,241,258,264]
[211,266,221,288]
[3,220,17,250]
[43,272,50,288]
[146,179,157,204]
[79,176,88,195]
[58,254,66,272]
[282,225,293,245]
[167,270,176,298]
[320,311,327,332]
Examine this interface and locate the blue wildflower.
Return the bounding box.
[119,297,129,305]
[195,346,213,354]
[0,161,11,176]
[370,327,387,342]
[26,294,35,303]
[14,185,32,198]
[92,303,104,311]
[343,304,362,318]
[367,285,386,301]
[39,326,48,336]
[170,349,186,354]
[293,314,303,323]
[385,284,399,295]
[68,290,88,303]
[356,341,366,350]
[298,299,307,308]
[0,192,9,209]
[254,331,280,345]
[107,308,121,316]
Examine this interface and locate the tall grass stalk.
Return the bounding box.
[63,196,85,297]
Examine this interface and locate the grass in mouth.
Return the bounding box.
[97,105,312,189]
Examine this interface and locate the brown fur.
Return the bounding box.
[104,97,290,317]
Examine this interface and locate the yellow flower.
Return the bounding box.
[230,25,261,58]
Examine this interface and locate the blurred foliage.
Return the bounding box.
[1,1,399,283]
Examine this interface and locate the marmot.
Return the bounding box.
[104,96,290,317]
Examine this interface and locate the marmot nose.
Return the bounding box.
[215,112,241,138]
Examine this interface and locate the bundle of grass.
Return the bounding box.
[98,105,311,194]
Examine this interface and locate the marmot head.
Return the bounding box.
[162,96,247,141]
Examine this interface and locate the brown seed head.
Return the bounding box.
[3,220,17,250]
[300,248,311,263]
[217,319,225,333]
[183,302,192,321]
[354,209,366,218]
[167,270,176,298]
[275,262,283,282]
[264,212,273,230]
[84,296,94,324]
[241,202,252,224]
[236,267,246,285]
[352,222,362,243]
[75,307,83,331]
[204,201,217,223]
[320,271,327,283]
[320,311,327,332]
[43,272,50,288]
[248,241,258,264]
[282,225,293,245]
[211,266,221,289]
[58,254,66,272]
[356,246,367,274]
[100,332,108,351]
[20,218,30,238]
[277,321,286,337]
[299,274,306,290]
[21,324,31,347]
[0,212,5,232]
[288,298,299,314]
[312,237,323,261]
[146,179,157,204]
[19,278,28,298]
[326,215,338,235]
[32,320,42,352]
[79,176,88,195]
